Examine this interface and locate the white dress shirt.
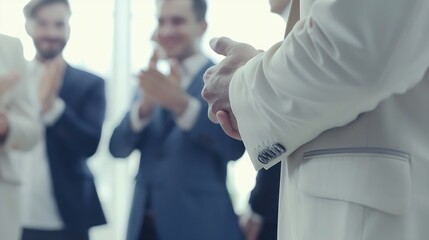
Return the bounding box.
[17,61,65,230]
[130,52,208,132]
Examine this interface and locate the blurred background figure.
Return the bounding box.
[239,1,289,240]
[14,0,107,239]
[0,33,40,240]
[109,0,245,239]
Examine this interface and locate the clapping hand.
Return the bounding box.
[137,50,189,116]
[38,56,65,113]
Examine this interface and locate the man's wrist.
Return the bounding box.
[131,101,153,132]
[42,96,57,113]
[139,101,154,119]
[246,206,264,223]
[172,94,190,116]
[175,97,201,131]
[43,98,65,126]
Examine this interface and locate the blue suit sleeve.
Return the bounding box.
[48,78,106,158]
[109,112,143,158]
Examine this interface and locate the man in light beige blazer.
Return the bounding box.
[0,33,40,240]
[202,0,429,239]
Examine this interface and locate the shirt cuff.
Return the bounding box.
[130,101,152,132]
[175,97,201,131]
[43,98,65,126]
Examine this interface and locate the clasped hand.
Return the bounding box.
[202,37,260,140]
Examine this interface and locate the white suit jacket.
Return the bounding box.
[230,0,429,239]
[0,34,40,240]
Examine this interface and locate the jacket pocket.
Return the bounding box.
[298,147,411,215]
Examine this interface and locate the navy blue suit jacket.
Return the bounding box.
[46,64,107,233]
[110,60,245,240]
[249,164,281,240]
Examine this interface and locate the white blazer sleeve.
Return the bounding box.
[3,38,41,151]
[230,0,429,170]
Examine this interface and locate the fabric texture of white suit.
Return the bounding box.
[0,34,40,240]
[229,0,429,239]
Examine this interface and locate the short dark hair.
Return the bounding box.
[192,0,207,22]
[23,0,70,19]
[158,0,207,21]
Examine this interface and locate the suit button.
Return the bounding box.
[263,148,277,158]
[273,143,286,153]
[258,154,270,164]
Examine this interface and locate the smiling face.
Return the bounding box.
[155,0,207,60]
[26,2,71,60]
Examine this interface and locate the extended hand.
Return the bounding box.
[202,37,260,140]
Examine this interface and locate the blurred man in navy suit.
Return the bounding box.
[15,1,107,239]
[109,0,245,239]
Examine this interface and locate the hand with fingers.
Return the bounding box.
[38,56,66,113]
[136,52,158,119]
[137,50,189,116]
[201,37,260,140]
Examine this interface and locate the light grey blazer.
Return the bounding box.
[230,0,429,239]
[0,34,40,240]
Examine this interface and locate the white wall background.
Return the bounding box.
[0,0,286,239]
